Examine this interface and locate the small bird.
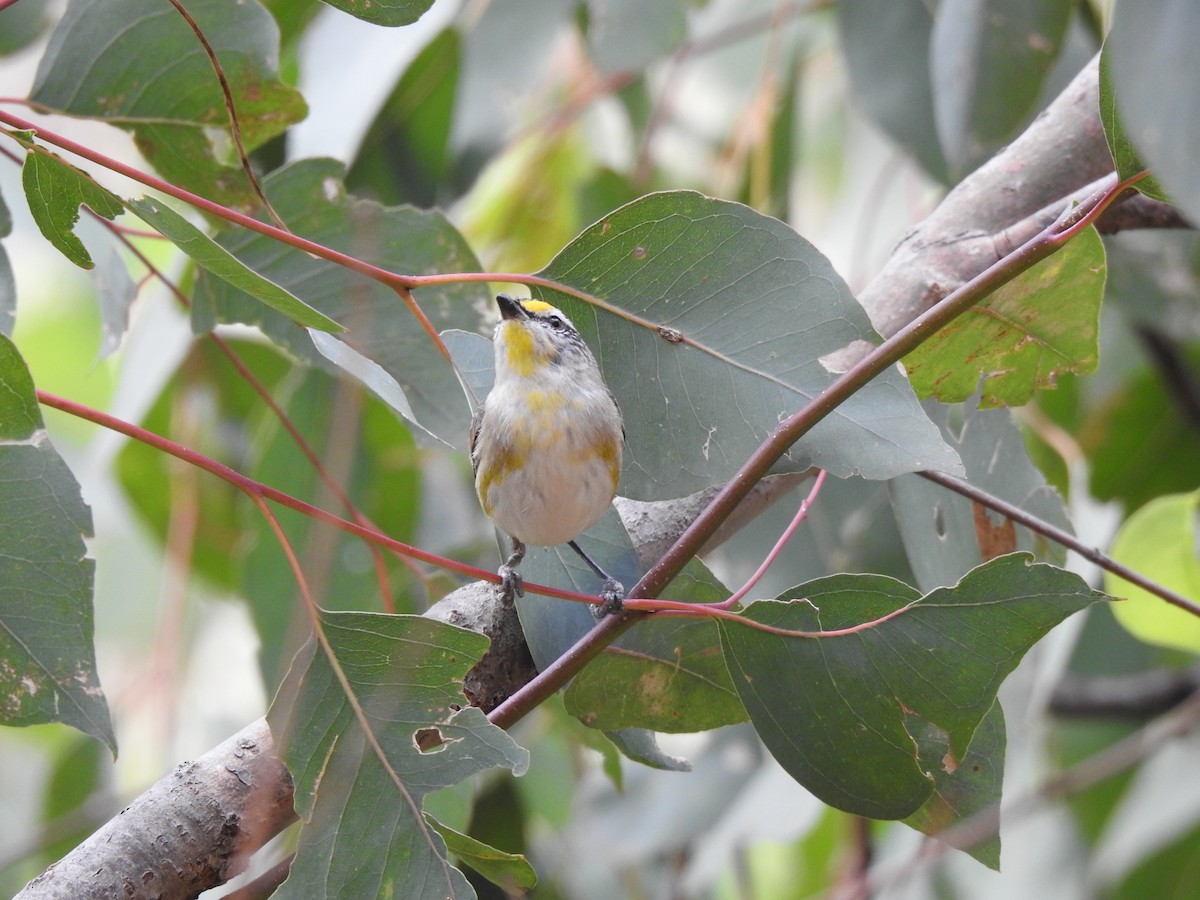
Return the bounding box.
[470,293,626,614]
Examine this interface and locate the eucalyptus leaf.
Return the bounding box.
[0,334,113,753]
[720,554,1105,819]
[269,611,528,899]
[538,191,963,501]
[20,147,123,269]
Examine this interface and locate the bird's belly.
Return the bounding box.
[486,445,618,547]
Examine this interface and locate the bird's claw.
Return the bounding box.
[592,578,626,619]
[497,564,525,606]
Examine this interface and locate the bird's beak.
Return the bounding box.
[496,293,528,321]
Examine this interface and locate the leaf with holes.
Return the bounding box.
[268,611,528,899]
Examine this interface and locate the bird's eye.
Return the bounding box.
[546,315,564,330]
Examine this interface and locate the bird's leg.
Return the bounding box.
[568,540,625,618]
[497,538,526,605]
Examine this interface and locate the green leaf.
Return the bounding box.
[720,554,1104,820]
[1086,346,1200,513]
[426,815,538,893]
[1098,50,1168,202]
[193,158,485,450]
[30,0,306,205]
[0,334,114,754]
[904,699,1004,869]
[318,0,434,27]
[20,147,123,269]
[268,611,528,900]
[1106,490,1200,655]
[838,0,949,182]
[564,559,747,733]
[1106,0,1200,226]
[904,225,1105,408]
[126,196,341,332]
[891,399,1072,593]
[538,191,963,500]
[930,0,1072,175]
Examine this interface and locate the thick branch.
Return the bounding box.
[856,54,1111,339]
[16,719,294,900]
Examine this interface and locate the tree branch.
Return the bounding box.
[16,720,294,900]
[854,54,1111,340]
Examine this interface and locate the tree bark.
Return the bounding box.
[16,719,294,900]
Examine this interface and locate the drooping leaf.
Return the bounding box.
[537,191,963,501]
[268,611,528,899]
[930,0,1072,175]
[20,147,123,269]
[1106,490,1200,655]
[30,0,306,205]
[0,186,12,336]
[1106,0,1200,226]
[426,815,538,893]
[348,27,461,207]
[904,225,1105,408]
[838,0,950,182]
[720,554,1105,820]
[0,334,114,754]
[308,329,437,442]
[1085,345,1200,513]
[0,246,12,338]
[0,0,54,53]
[192,158,485,450]
[891,399,1072,593]
[127,197,341,332]
[89,238,138,358]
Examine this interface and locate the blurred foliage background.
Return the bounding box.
[2,0,1200,897]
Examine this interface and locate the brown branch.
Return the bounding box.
[15,720,294,900]
[854,54,1112,341]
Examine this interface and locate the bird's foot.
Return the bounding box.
[496,564,525,606]
[592,577,625,619]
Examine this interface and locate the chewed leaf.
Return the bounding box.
[904,226,1105,408]
[21,147,123,269]
[720,554,1105,820]
[268,611,528,899]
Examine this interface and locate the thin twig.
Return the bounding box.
[920,470,1200,618]
[164,0,286,228]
